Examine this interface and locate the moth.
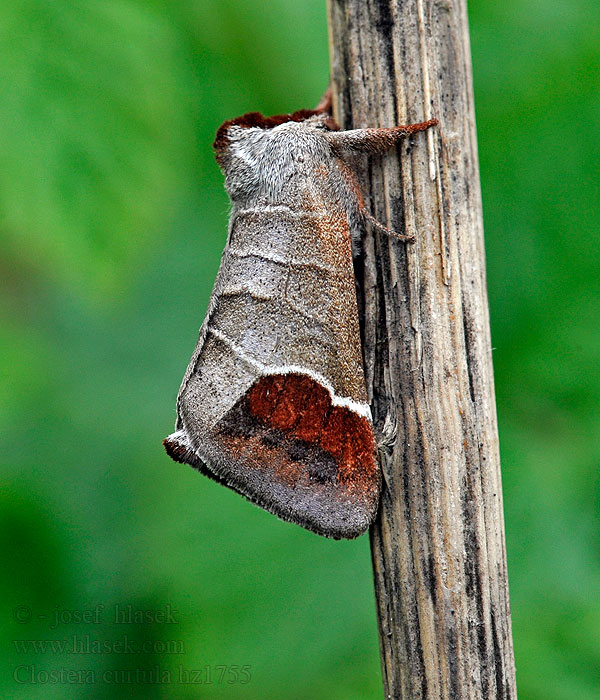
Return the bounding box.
[164,98,436,538]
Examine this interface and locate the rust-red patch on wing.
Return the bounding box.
[216,373,376,494]
[247,373,285,419]
[294,381,330,442]
[268,374,309,430]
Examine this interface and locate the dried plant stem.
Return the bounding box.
[326,1,518,698]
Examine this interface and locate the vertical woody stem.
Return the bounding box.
[326,1,518,699]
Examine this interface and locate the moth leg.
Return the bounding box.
[332,118,438,241]
[337,157,414,242]
[362,209,414,242]
[327,119,437,154]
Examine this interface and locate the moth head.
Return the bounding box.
[212,109,340,200]
[214,109,338,154]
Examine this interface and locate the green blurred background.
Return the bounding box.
[1,1,598,698]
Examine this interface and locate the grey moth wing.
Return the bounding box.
[164,107,437,539]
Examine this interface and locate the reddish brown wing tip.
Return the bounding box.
[201,373,380,538]
[169,371,381,538]
[163,435,187,463]
[164,430,241,491]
